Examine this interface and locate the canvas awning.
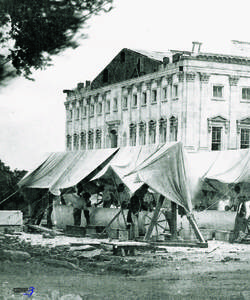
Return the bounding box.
[187,148,250,194]
[92,144,166,194]
[18,148,119,195]
[126,142,193,212]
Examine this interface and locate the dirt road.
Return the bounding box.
[1,240,250,299]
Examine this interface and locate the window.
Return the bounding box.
[142,92,147,106]
[211,127,222,150]
[90,104,94,116]
[69,110,73,120]
[97,102,102,114]
[132,94,137,107]
[242,88,250,101]
[240,128,250,149]
[173,84,178,98]
[139,122,146,145]
[96,129,102,149]
[129,123,136,146]
[88,130,94,149]
[66,135,72,150]
[73,133,79,150]
[149,120,156,144]
[80,132,86,150]
[159,118,167,143]
[76,108,80,119]
[213,85,223,98]
[163,87,167,100]
[113,98,118,111]
[106,100,110,113]
[170,116,178,141]
[123,97,128,109]
[83,106,87,117]
[152,90,157,103]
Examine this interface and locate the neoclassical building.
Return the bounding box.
[63,42,250,152]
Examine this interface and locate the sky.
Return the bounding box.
[1,0,250,171]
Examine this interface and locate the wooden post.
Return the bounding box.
[186,213,206,243]
[170,201,178,240]
[144,195,165,241]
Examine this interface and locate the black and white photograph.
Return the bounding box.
[0,0,250,299]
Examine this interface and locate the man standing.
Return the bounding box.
[72,186,91,226]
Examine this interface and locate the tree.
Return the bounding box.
[0,0,113,80]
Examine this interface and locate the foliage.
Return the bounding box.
[0,160,27,210]
[0,0,113,79]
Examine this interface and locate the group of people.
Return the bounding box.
[69,182,156,237]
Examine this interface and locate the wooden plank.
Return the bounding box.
[150,241,208,248]
[27,224,63,235]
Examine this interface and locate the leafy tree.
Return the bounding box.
[0,0,113,80]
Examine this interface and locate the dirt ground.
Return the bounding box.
[1,234,250,300]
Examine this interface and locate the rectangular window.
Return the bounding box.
[242,88,250,100]
[240,128,250,149]
[97,102,102,114]
[211,127,222,150]
[152,90,157,103]
[123,97,128,109]
[113,98,118,111]
[83,106,87,117]
[163,87,167,100]
[142,92,147,106]
[69,110,73,120]
[132,94,137,107]
[106,100,110,113]
[76,108,80,119]
[173,84,178,98]
[90,104,94,116]
[213,85,223,98]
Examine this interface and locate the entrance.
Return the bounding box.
[110,129,118,148]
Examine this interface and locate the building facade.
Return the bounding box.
[63,43,250,152]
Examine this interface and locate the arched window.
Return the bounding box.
[159,118,167,143]
[149,120,156,144]
[96,129,102,149]
[66,135,72,151]
[139,121,146,145]
[88,130,94,149]
[73,133,79,150]
[80,131,86,150]
[170,116,178,142]
[130,123,137,146]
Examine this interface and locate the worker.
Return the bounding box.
[127,194,141,239]
[117,183,130,209]
[72,185,91,226]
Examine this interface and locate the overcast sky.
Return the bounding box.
[1,0,250,171]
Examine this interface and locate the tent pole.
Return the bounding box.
[144,195,165,241]
[170,202,177,240]
[186,213,206,243]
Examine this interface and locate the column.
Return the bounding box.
[185,72,197,150]
[166,74,173,143]
[198,73,211,150]
[86,97,90,149]
[145,80,152,144]
[178,72,185,142]
[136,83,142,146]
[155,77,163,144]
[229,75,240,149]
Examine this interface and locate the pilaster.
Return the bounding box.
[229,75,240,149]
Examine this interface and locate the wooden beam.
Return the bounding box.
[186,213,206,243]
[170,201,177,239]
[144,195,165,241]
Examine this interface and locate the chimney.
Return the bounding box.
[192,41,202,55]
[77,82,84,90]
[85,80,91,88]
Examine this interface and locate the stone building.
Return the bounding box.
[63,42,250,152]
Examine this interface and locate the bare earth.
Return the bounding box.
[1,234,250,299]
